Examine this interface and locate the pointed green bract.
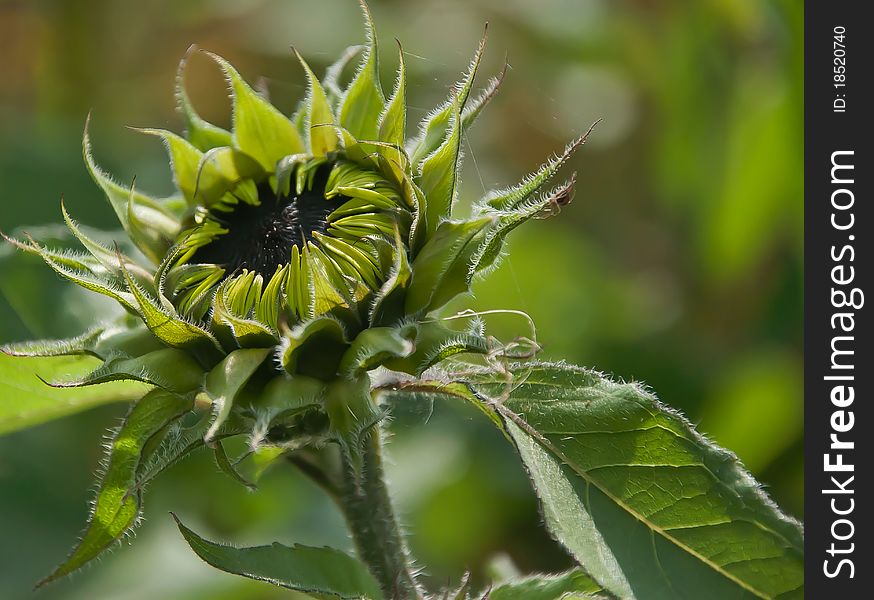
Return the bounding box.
[38,389,193,587]
[295,50,340,157]
[61,201,154,286]
[1,327,105,358]
[338,0,385,142]
[417,95,462,237]
[134,128,203,205]
[482,122,597,211]
[472,175,577,278]
[176,53,234,151]
[203,347,271,442]
[377,42,407,183]
[82,120,180,262]
[207,52,305,170]
[409,24,488,167]
[122,264,223,364]
[49,348,202,394]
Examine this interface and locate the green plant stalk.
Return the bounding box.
[339,428,422,600]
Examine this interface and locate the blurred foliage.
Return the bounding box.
[0,0,801,597]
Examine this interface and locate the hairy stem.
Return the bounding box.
[339,428,422,600]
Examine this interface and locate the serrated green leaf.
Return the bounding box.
[488,569,606,600]
[472,174,577,277]
[203,347,271,442]
[0,353,148,435]
[295,49,340,157]
[338,0,385,142]
[206,51,304,170]
[38,388,193,586]
[173,515,385,599]
[459,363,804,600]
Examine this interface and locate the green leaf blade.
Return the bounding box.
[173,515,385,599]
[451,363,803,600]
[0,353,149,435]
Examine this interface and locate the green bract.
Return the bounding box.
[1,1,592,586]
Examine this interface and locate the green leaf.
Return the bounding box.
[203,347,271,442]
[295,49,340,157]
[488,569,606,600]
[338,0,385,142]
[173,515,385,600]
[0,353,148,435]
[38,388,193,586]
[458,363,804,600]
[206,51,304,170]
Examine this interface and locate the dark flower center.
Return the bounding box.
[193,167,346,277]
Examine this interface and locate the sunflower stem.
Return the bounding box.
[339,427,422,600]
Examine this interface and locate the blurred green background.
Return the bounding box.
[0,0,802,597]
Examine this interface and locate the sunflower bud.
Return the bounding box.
[4,0,593,452]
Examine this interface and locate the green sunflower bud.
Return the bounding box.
[4,0,594,472]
